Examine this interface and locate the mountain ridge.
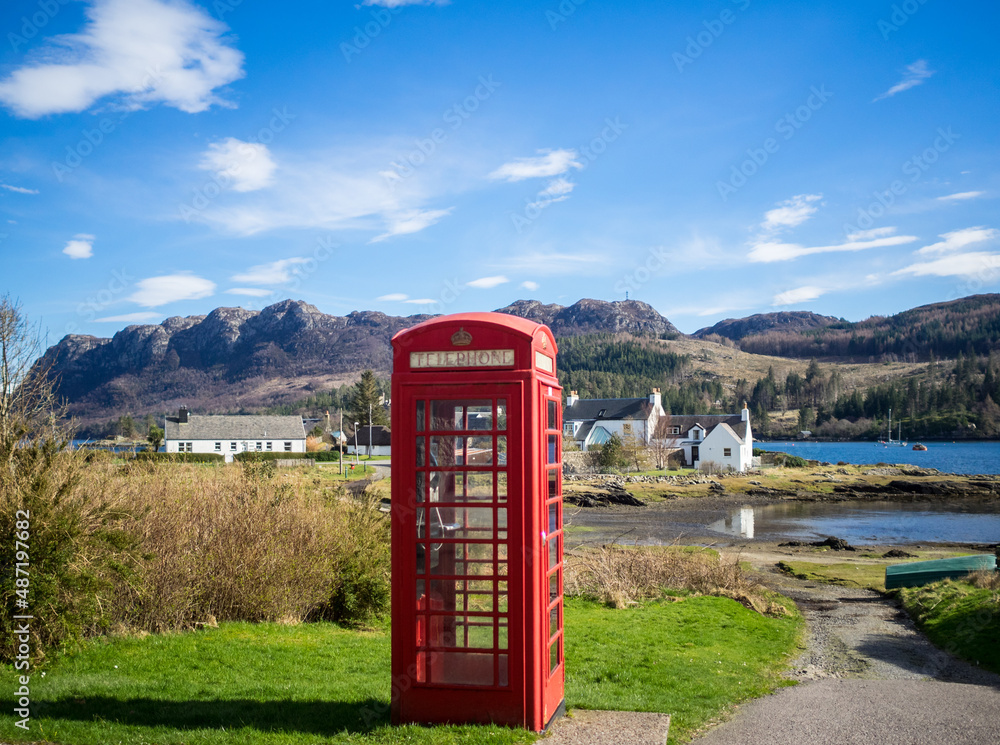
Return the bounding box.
[42,297,675,422]
[40,293,1000,426]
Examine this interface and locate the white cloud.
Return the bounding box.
[845,226,898,241]
[62,233,95,259]
[937,191,985,202]
[184,140,465,243]
[467,275,509,289]
[499,251,609,275]
[0,183,38,194]
[377,293,409,301]
[403,298,437,304]
[225,287,273,297]
[127,273,216,307]
[94,311,162,323]
[0,0,244,118]
[761,194,822,232]
[488,149,583,182]
[894,251,1000,278]
[773,286,826,306]
[539,178,575,197]
[874,59,934,102]
[199,138,277,192]
[521,280,540,291]
[748,230,918,263]
[370,207,453,243]
[916,227,999,255]
[231,258,309,285]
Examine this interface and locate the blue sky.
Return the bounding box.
[1,0,998,340]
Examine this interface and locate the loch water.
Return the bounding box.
[755,440,1000,475]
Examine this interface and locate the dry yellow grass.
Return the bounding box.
[564,545,789,616]
[76,460,389,632]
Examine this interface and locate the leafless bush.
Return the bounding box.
[967,570,1000,591]
[564,544,788,616]
[699,460,723,475]
[81,462,389,631]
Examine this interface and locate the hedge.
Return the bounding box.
[234,451,341,463]
[133,452,226,463]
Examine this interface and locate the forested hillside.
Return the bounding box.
[729,294,1000,361]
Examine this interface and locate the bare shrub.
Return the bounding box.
[967,570,1000,591]
[565,545,788,616]
[699,460,723,475]
[83,462,389,632]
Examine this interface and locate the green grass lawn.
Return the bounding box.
[778,551,979,592]
[565,596,802,743]
[898,579,1000,675]
[1,597,802,745]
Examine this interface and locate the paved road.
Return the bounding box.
[693,679,1000,745]
[693,555,1000,745]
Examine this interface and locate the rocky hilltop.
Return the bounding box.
[694,311,840,341]
[497,298,680,337]
[41,297,678,422]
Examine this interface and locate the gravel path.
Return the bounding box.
[690,554,1000,744]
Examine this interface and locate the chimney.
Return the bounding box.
[649,388,662,410]
[566,390,579,407]
[741,401,749,422]
[178,406,189,424]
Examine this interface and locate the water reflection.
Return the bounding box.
[710,507,755,539]
[709,501,1000,545]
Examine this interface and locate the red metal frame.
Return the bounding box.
[390,312,563,732]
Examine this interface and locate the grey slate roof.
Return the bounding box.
[565,397,652,422]
[164,414,306,441]
[348,425,392,447]
[667,414,748,442]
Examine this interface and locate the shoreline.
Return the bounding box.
[563,466,1000,549]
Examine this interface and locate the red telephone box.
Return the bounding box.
[390,312,565,732]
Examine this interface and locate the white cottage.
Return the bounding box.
[563,389,666,451]
[670,404,754,472]
[164,407,307,461]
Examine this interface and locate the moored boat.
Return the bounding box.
[885,554,996,589]
[912,443,927,451]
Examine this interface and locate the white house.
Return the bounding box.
[164,407,307,461]
[668,404,755,472]
[563,389,666,452]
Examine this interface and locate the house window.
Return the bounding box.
[692,430,702,441]
[724,448,732,457]
[230,442,237,451]
[622,423,632,434]
[214,442,221,451]
[255,442,262,451]
[266,441,273,451]
[181,442,192,452]
[284,441,292,452]
[669,426,680,435]
[564,422,574,435]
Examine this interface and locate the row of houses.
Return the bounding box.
[164,406,390,462]
[164,391,755,471]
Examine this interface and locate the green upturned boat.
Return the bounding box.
[885,554,997,590]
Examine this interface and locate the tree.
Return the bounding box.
[348,369,388,428]
[649,414,681,470]
[0,295,61,473]
[147,425,164,452]
[588,433,628,473]
[117,414,136,439]
[620,433,649,473]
